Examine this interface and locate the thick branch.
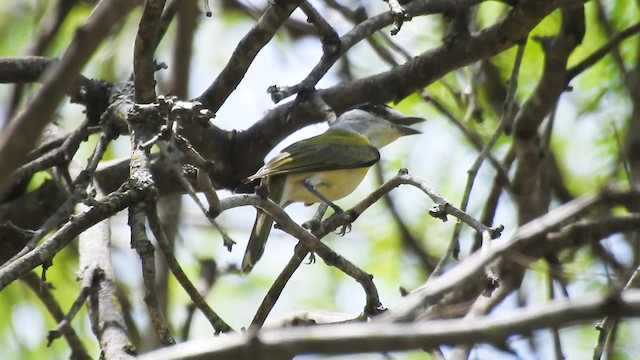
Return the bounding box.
[78,211,135,359]
[0,57,86,86]
[83,0,564,194]
[134,0,166,103]
[511,2,584,223]
[138,290,640,360]
[225,0,562,187]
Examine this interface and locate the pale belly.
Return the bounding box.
[281,168,370,204]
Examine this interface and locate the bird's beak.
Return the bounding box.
[396,124,422,136]
[390,116,425,126]
[383,106,426,125]
[390,116,425,136]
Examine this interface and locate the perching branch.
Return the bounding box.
[249,170,501,327]
[221,193,385,320]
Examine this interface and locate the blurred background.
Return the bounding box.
[1,0,639,359]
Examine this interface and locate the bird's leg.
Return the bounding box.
[303,180,351,236]
[302,203,328,231]
[303,179,343,213]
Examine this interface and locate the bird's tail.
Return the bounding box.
[241,209,273,274]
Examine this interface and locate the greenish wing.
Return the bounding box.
[250,131,380,179]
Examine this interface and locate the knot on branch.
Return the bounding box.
[489,224,505,239]
[483,272,500,297]
[131,95,215,135]
[365,304,388,317]
[320,248,341,267]
[428,203,449,222]
[321,35,341,55]
[268,84,297,104]
[385,0,412,35]
[532,35,555,52]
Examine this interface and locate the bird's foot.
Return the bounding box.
[334,223,352,236]
[327,205,352,236]
[302,219,320,232]
[306,252,316,265]
[325,208,356,237]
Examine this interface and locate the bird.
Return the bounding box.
[241,103,424,273]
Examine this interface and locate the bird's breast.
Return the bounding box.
[281,167,370,204]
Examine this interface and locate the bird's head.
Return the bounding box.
[329,103,425,148]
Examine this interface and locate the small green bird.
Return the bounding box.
[242,103,424,273]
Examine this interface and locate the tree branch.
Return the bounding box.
[78,202,136,359]
[134,0,166,103]
[0,187,145,291]
[196,0,305,112]
[138,290,640,360]
[386,186,616,322]
[0,0,136,198]
[22,271,90,359]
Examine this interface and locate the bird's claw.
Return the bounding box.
[334,223,352,236]
[305,252,316,264]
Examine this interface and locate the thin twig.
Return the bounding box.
[197,0,305,111]
[1,124,117,270]
[373,164,436,273]
[0,0,136,198]
[47,267,99,345]
[246,170,501,327]
[146,203,233,333]
[129,203,176,345]
[388,188,610,322]
[251,246,308,327]
[180,259,220,340]
[222,194,385,321]
[432,110,510,265]
[22,272,90,359]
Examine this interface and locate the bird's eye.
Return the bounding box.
[371,104,390,116]
[348,103,391,117]
[357,103,388,115]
